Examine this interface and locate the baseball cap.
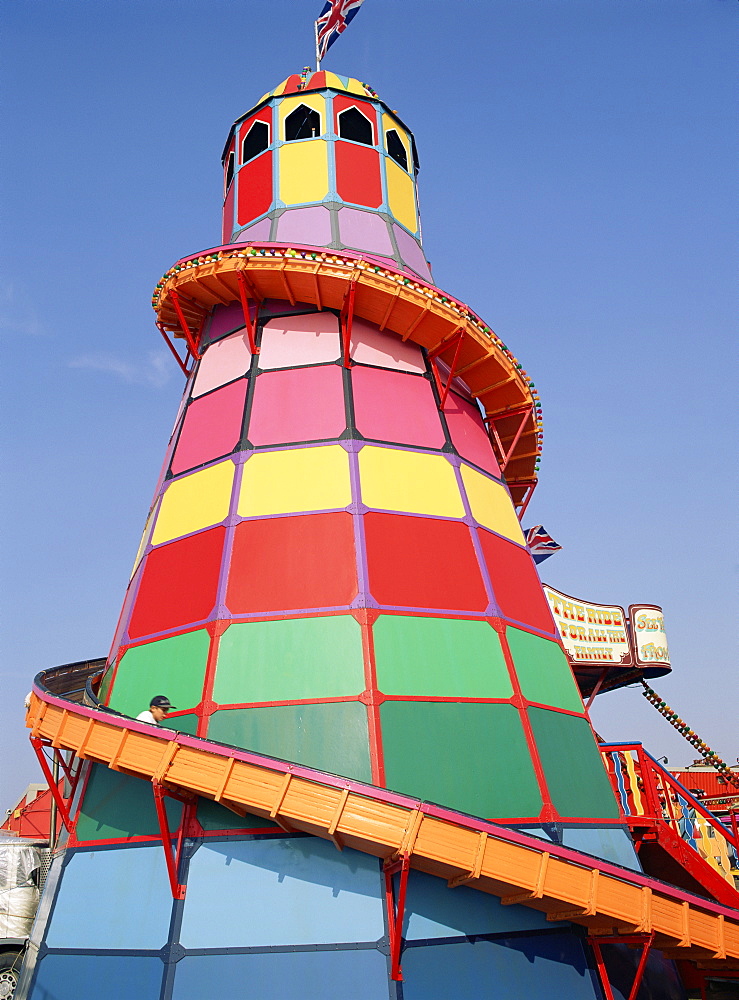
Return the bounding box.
[150,695,176,711]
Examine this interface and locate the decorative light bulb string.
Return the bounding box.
[641,680,739,788]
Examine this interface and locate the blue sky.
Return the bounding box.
[1,0,736,812]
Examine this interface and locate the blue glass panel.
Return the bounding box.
[29,954,163,1000]
[172,949,389,1000]
[561,826,642,872]
[44,845,174,949]
[179,836,384,948]
[401,933,600,1000]
[403,869,556,940]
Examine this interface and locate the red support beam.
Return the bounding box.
[384,853,411,982]
[428,330,464,409]
[30,738,72,833]
[340,277,358,368]
[152,781,187,899]
[156,322,191,377]
[589,933,654,1000]
[236,269,260,355]
[169,288,202,361]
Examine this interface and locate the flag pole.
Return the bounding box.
[315,20,321,71]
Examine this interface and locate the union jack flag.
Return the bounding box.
[524,525,562,564]
[315,0,366,62]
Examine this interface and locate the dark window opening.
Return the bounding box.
[386,129,408,172]
[285,105,321,141]
[242,121,269,163]
[338,107,373,145]
[225,151,235,191]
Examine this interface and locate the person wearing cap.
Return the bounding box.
[136,695,176,725]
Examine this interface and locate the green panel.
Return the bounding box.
[207,703,372,782]
[165,712,200,735]
[75,764,182,842]
[214,616,365,704]
[197,798,281,833]
[506,628,584,712]
[528,707,620,819]
[108,630,210,717]
[380,702,542,819]
[373,615,513,699]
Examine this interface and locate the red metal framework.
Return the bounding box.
[340,274,358,368]
[29,738,83,834]
[383,852,411,982]
[156,322,192,377]
[485,404,534,472]
[151,781,198,900]
[169,288,206,361]
[601,743,739,908]
[428,329,465,410]
[588,932,655,1000]
[236,269,261,355]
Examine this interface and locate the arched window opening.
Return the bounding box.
[285,105,321,141]
[225,151,235,192]
[242,121,269,163]
[386,130,408,172]
[338,107,373,146]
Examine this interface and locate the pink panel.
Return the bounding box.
[206,303,245,343]
[349,317,426,373]
[247,365,347,446]
[352,366,445,449]
[192,331,253,398]
[171,379,247,475]
[259,312,340,370]
[444,392,501,476]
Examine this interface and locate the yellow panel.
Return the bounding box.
[382,114,411,166]
[279,140,329,206]
[238,445,352,517]
[279,93,326,138]
[343,77,368,96]
[152,461,235,546]
[460,465,525,544]
[359,447,465,518]
[385,157,418,233]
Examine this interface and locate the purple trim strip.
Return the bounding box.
[31,681,739,920]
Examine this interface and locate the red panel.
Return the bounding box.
[237,151,273,226]
[477,529,555,633]
[282,74,303,94]
[335,143,382,209]
[247,365,346,445]
[443,392,501,476]
[238,109,272,160]
[222,182,235,244]
[127,527,225,640]
[171,378,247,475]
[308,71,326,90]
[352,366,445,449]
[364,513,488,612]
[227,513,358,613]
[333,94,377,135]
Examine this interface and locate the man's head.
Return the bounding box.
[149,695,175,723]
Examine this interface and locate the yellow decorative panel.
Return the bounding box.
[279,93,326,138]
[238,445,352,517]
[359,447,465,518]
[385,157,418,233]
[279,140,329,205]
[382,115,411,164]
[152,461,235,546]
[460,465,525,544]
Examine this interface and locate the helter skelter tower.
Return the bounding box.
[22,72,696,999]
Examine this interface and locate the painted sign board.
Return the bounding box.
[630,604,670,667]
[543,586,633,666]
